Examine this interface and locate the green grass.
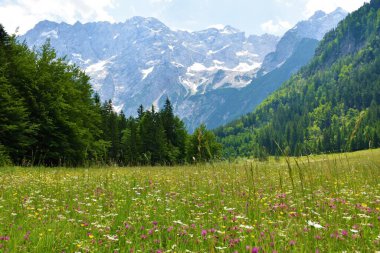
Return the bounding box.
[0,149,380,252]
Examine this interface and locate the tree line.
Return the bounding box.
[0,25,221,166]
[97,98,221,165]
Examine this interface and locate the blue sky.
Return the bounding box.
[0,0,370,35]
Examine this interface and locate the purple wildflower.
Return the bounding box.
[0,236,9,241]
[24,231,31,240]
[252,247,259,253]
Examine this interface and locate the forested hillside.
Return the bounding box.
[0,26,220,166]
[215,0,380,158]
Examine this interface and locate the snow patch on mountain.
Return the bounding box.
[233,62,261,72]
[207,45,230,55]
[153,90,166,109]
[41,30,58,39]
[141,66,154,80]
[85,57,115,91]
[86,59,112,78]
[113,104,124,113]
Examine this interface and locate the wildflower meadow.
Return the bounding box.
[0,149,379,252]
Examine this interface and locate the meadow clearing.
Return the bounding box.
[0,150,380,252]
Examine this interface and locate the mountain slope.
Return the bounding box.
[181,9,346,130]
[215,0,380,157]
[182,38,319,130]
[258,8,347,75]
[20,11,346,131]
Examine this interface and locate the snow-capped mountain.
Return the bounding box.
[20,18,278,114]
[20,8,347,131]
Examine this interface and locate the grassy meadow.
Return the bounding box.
[0,150,380,252]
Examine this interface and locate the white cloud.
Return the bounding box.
[275,0,294,7]
[0,0,115,34]
[261,19,292,35]
[208,24,226,30]
[150,0,173,3]
[0,0,371,36]
[304,0,370,17]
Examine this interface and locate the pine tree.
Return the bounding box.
[188,124,221,163]
[0,76,36,162]
[0,34,105,165]
[0,25,37,163]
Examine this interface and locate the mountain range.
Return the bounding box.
[20,8,347,131]
[215,0,380,157]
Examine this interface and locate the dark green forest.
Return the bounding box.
[0,26,220,166]
[215,0,380,159]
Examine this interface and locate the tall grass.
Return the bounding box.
[0,149,379,252]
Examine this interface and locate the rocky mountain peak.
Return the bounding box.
[259,9,348,75]
[310,10,327,20]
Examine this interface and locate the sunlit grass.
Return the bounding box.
[0,149,379,252]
